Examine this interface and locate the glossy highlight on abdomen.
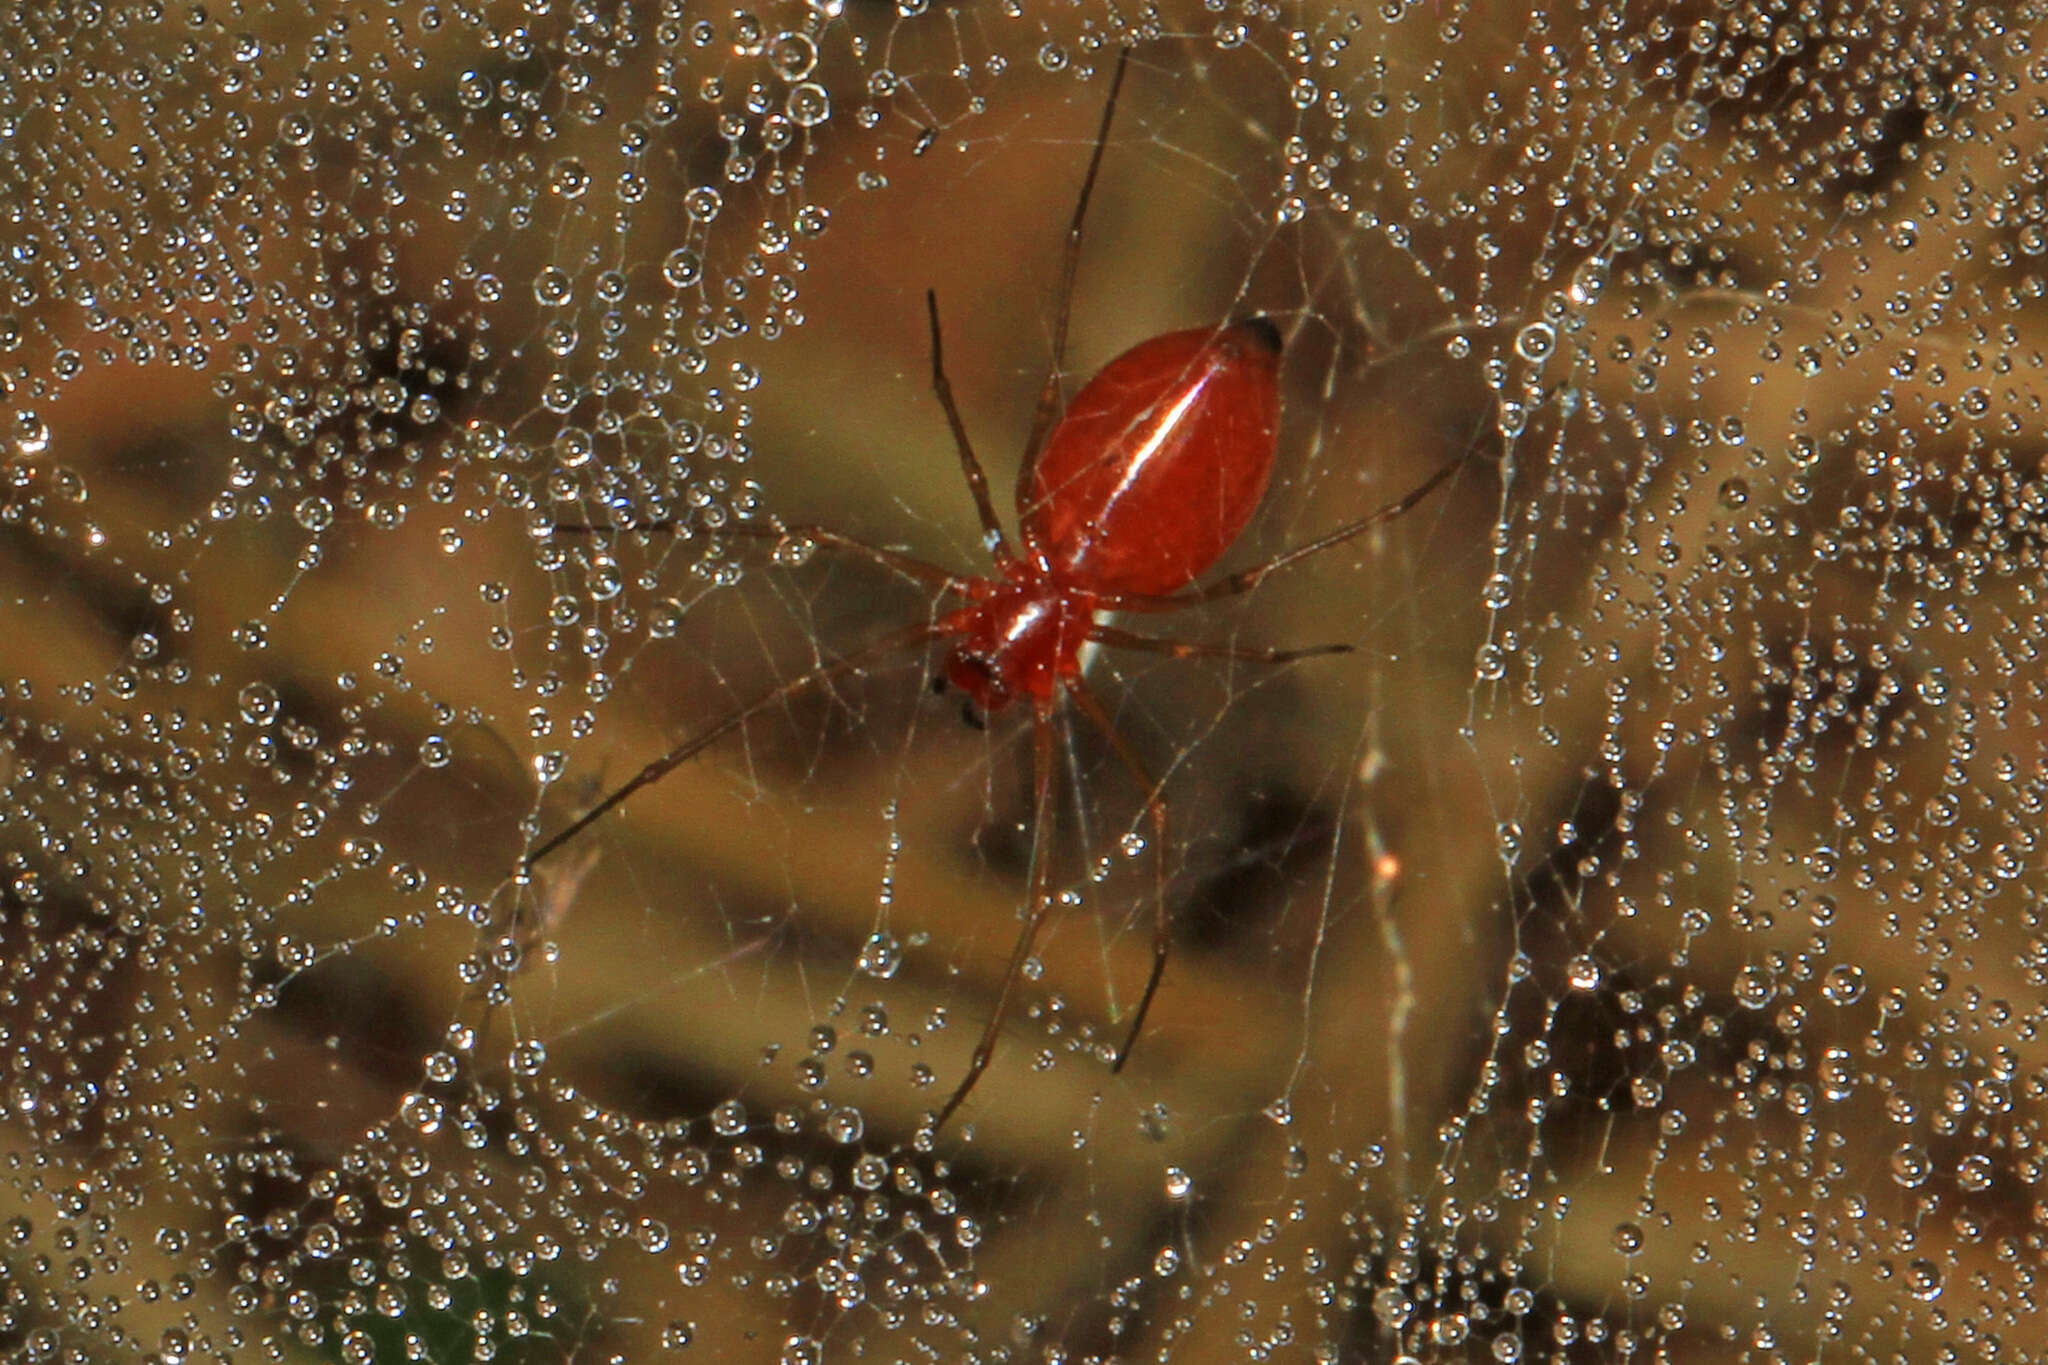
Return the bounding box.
[1023,317,1283,596]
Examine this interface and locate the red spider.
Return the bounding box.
[528,47,1459,1132]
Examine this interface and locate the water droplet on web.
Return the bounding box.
[1820,964,1864,1005]
[1731,966,1772,1009]
[293,495,334,531]
[711,1100,748,1137]
[1567,258,1607,304]
[663,248,703,288]
[548,158,590,199]
[1512,322,1554,362]
[824,1107,863,1144]
[648,599,686,638]
[399,1092,443,1135]
[1905,1259,1943,1302]
[237,681,279,724]
[779,1335,823,1365]
[772,534,816,567]
[768,31,817,80]
[857,933,902,978]
[532,265,574,307]
[787,83,830,126]
[554,427,595,468]
[795,203,831,238]
[683,186,724,223]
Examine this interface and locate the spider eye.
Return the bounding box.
[958,700,987,731]
[944,653,1006,716]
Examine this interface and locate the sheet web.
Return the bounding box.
[0,1,2041,1364]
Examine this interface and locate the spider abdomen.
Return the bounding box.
[1022,317,1284,596]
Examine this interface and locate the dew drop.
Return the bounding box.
[857,933,903,978]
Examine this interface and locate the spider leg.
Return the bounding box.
[552,519,971,594]
[933,699,1061,1132]
[1088,624,1353,665]
[1017,46,1133,506]
[1095,452,1465,613]
[729,521,974,593]
[924,290,1013,561]
[1063,678,1169,1074]
[523,622,939,870]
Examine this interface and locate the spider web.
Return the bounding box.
[0,1,2041,1363]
